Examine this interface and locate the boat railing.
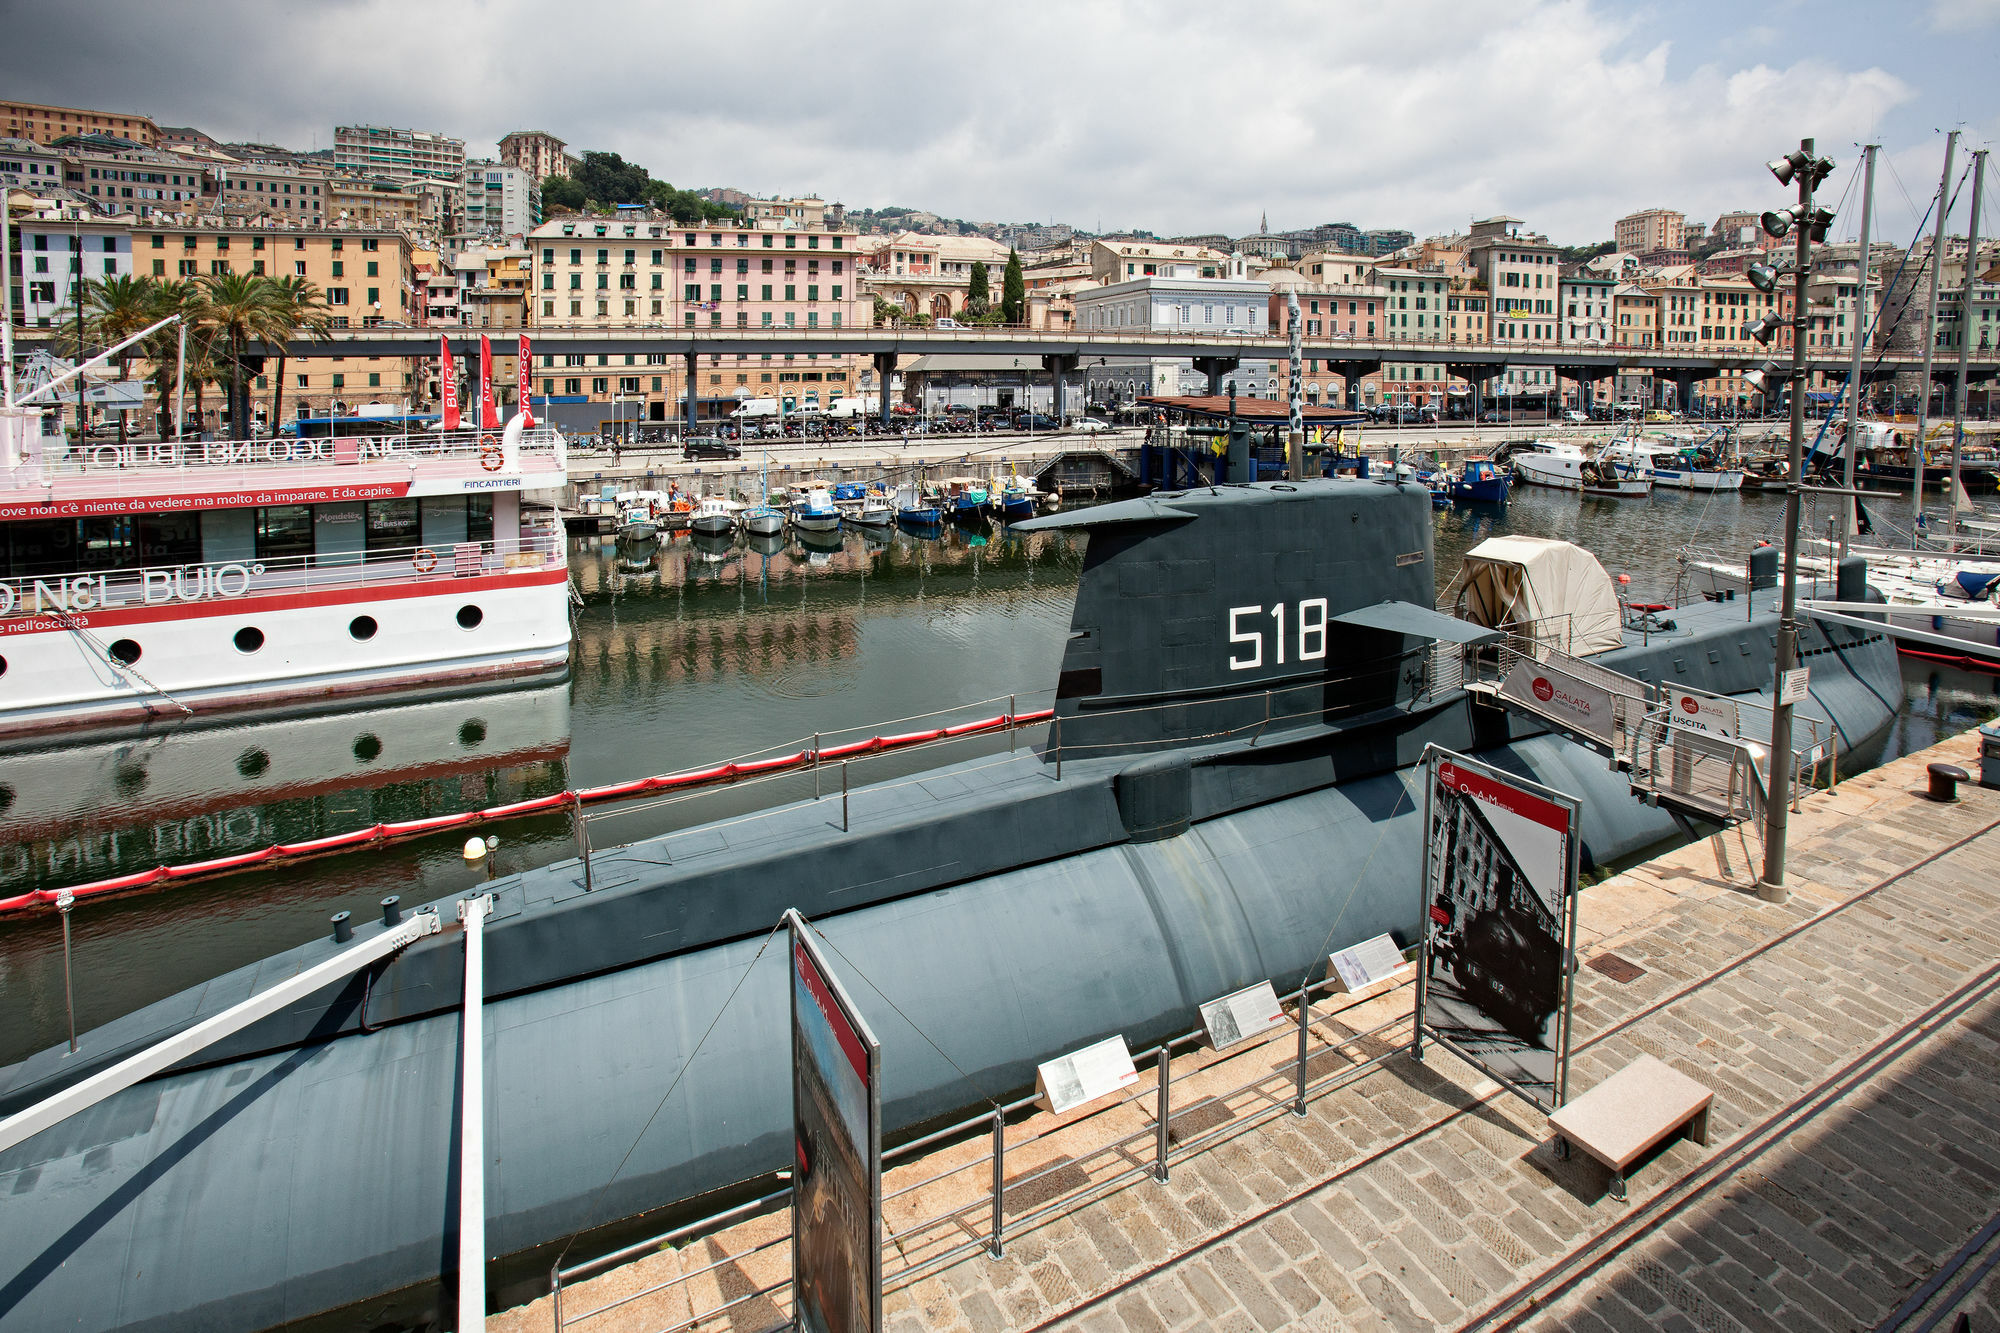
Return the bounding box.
[0,529,566,621]
[16,426,570,492]
[549,961,1415,1333]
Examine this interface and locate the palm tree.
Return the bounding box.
[83,275,160,446]
[194,272,288,440]
[140,279,200,439]
[262,276,331,435]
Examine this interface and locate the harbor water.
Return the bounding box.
[1,483,1994,1066]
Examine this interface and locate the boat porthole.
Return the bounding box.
[233,626,265,654]
[0,654,7,678]
[353,733,383,763]
[459,718,487,748]
[456,604,484,630]
[109,638,142,665]
[348,615,378,641]
[237,748,270,779]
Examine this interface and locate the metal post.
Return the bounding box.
[1912,131,1959,532]
[1841,144,1877,550]
[1759,137,1820,904]
[1154,1043,1171,1182]
[574,791,591,892]
[1053,712,1062,782]
[550,1264,563,1332]
[1949,151,1986,536]
[683,351,699,438]
[174,321,186,447]
[1008,694,1016,753]
[841,760,849,833]
[0,187,13,408]
[1293,982,1310,1117]
[457,894,493,1333]
[57,890,77,1054]
[813,731,821,799]
[988,1108,1005,1257]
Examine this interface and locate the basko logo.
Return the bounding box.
[1680,696,1700,715]
[1531,677,1555,703]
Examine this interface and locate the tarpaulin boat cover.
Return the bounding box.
[1451,537,1624,656]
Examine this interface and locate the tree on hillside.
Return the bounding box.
[541,174,588,213]
[966,260,990,315]
[572,151,652,205]
[1001,249,1025,324]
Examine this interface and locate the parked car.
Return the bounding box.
[934,317,963,329]
[1563,409,1590,424]
[1072,417,1112,433]
[683,438,742,460]
[1015,413,1062,431]
[1479,409,1505,424]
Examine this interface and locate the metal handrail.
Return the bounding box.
[550,969,1410,1332]
[26,426,570,483]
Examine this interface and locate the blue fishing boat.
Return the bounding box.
[945,477,990,523]
[789,487,842,533]
[895,482,941,526]
[1448,458,1511,504]
[993,473,1038,522]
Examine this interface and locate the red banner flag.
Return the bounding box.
[439,337,460,431]
[478,335,500,430]
[517,333,535,428]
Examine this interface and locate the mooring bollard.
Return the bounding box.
[1927,762,1969,803]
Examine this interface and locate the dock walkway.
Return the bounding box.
[501,729,1999,1333]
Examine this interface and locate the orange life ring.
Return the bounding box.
[479,436,504,472]
[413,547,438,573]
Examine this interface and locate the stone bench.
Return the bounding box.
[1546,1053,1713,1201]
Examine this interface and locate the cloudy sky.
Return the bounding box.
[7,0,1995,247]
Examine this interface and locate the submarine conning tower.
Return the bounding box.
[1014,478,1436,755]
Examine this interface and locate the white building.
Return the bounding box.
[0,136,67,191]
[1074,259,1273,400]
[461,160,539,237]
[17,216,134,326]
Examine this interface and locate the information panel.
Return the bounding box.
[787,910,882,1333]
[1200,982,1286,1050]
[1415,747,1581,1113]
[1035,1035,1139,1114]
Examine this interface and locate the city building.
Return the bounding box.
[213,160,327,220]
[1614,207,1685,256]
[857,230,1011,322]
[54,135,213,217]
[1369,265,1455,342]
[461,160,540,236]
[455,244,532,328]
[1613,283,1659,404]
[157,126,225,155]
[1709,210,1767,252]
[497,130,575,181]
[1466,216,1561,347]
[0,137,68,192]
[1089,239,1228,284]
[2,99,158,148]
[333,124,466,182]
[743,196,829,227]
[1560,270,1615,345]
[1074,257,1269,400]
[14,216,136,326]
[526,212,869,419]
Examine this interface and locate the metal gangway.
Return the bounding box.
[1463,635,1832,829]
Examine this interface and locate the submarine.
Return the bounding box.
[0,477,1901,1331]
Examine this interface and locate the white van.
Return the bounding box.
[731,398,780,419]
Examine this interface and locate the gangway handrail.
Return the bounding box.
[0,905,442,1156]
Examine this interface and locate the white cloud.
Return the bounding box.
[0,0,1920,243]
[1928,0,2000,30]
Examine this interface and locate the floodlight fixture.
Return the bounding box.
[1762,205,1802,239]
[1746,316,1780,345]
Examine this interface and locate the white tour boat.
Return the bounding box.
[0,409,573,738]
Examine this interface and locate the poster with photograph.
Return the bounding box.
[1416,749,1580,1111]
[788,911,882,1333]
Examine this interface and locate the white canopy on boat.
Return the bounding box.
[1450,536,1624,656]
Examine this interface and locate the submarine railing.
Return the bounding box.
[0,901,443,1156]
[550,972,1414,1332]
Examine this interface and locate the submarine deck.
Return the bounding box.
[496,728,2000,1333]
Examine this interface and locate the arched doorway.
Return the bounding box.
[930,294,953,321]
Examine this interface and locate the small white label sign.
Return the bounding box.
[1036,1035,1139,1115]
[1331,933,1410,993]
[1667,690,1739,741]
[1780,667,1810,706]
[1199,982,1286,1050]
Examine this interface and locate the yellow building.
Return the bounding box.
[2,99,158,147]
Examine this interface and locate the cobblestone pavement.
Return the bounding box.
[881,732,2000,1333]
[501,733,1999,1333]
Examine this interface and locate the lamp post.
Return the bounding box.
[1745,139,1836,903]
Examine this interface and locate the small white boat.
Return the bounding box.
[740,505,785,536]
[849,496,894,527]
[1603,441,1743,491]
[790,487,843,533]
[616,502,658,543]
[690,495,739,536]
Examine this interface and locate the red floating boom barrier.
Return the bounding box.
[0,708,1055,916]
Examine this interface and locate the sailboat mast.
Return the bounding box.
[1948,150,1985,536]
[1911,130,1958,530]
[1841,144,1876,545]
